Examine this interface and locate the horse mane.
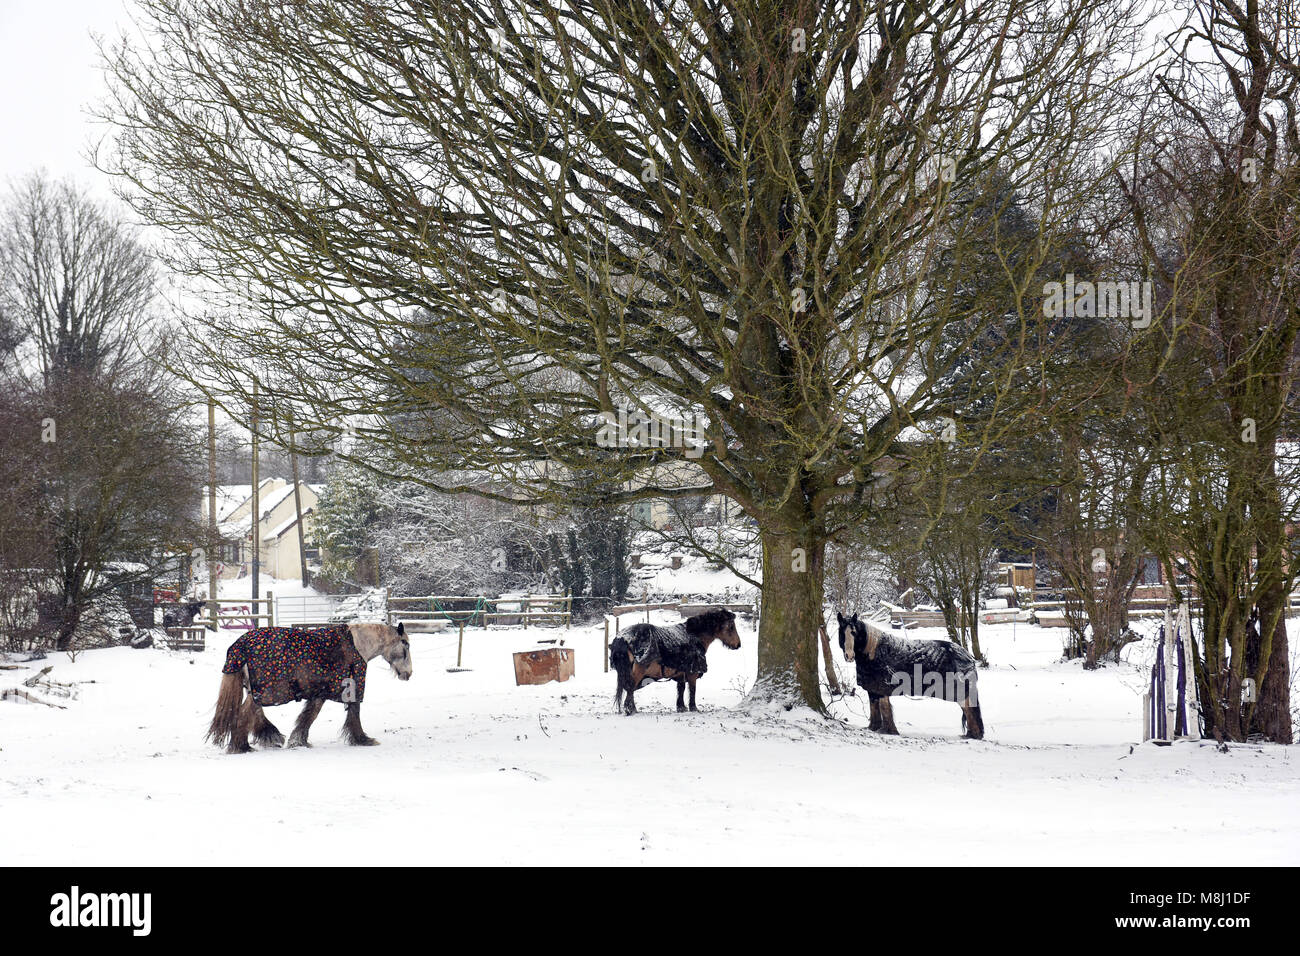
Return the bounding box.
[683,607,734,636]
[851,617,883,660]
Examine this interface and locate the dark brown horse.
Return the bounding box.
[207,622,412,754]
[611,608,741,714]
[837,612,983,739]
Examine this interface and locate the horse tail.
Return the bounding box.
[207,670,245,747]
[610,636,631,711]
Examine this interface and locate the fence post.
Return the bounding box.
[266,590,274,627]
[457,622,465,668]
[385,587,392,627]
[603,617,609,673]
[209,599,219,633]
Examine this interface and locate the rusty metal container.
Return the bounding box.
[512,647,575,685]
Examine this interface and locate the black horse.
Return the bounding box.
[162,600,204,629]
[611,608,741,714]
[836,612,984,739]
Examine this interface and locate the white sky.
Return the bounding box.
[0,0,136,196]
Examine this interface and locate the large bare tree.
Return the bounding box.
[0,176,202,651]
[1119,0,1299,743]
[0,174,158,383]
[102,0,1141,707]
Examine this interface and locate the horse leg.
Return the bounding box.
[961,697,984,740]
[676,678,687,712]
[688,676,698,712]
[868,693,883,732]
[624,665,640,715]
[287,698,324,748]
[227,696,254,754]
[343,702,379,746]
[876,695,901,735]
[250,703,285,748]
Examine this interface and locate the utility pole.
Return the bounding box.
[251,380,260,606]
[208,400,218,628]
[289,422,309,585]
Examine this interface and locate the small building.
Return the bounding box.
[201,479,322,582]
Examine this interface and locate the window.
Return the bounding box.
[1141,556,1161,585]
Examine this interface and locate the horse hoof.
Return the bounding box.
[261,734,285,748]
[351,736,380,746]
[287,739,311,749]
[676,705,687,713]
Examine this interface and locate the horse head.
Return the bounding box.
[836,612,879,662]
[689,607,741,649]
[347,621,413,680]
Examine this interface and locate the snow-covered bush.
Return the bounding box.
[545,502,631,605]
[824,543,896,614]
[314,461,550,596]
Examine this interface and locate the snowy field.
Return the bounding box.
[2,614,1297,866]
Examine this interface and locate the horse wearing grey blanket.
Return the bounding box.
[611,608,741,714]
[837,612,984,739]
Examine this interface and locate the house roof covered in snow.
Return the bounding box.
[269,507,314,540]
[255,484,297,520]
[207,484,253,521]
[206,478,317,525]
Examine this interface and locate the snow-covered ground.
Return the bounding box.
[2,615,1297,865]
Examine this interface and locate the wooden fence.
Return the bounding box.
[205,595,274,631]
[385,593,574,668]
[386,593,572,630]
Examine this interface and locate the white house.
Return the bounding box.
[201,478,322,582]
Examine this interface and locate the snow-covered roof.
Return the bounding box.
[219,515,253,538]
[205,479,311,522]
[256,484,297,519]
[208,484,252,521]
[269,507,314,540]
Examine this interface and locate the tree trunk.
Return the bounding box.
[753,530,826,711]
[1250,573,1294,744]
[1251,610,1293,744]
[1246,444,1294,744]
[54,601,80,652]
[939,598,965,650]
[818,623,843,695]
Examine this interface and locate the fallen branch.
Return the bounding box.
[0,687,67,708]
[23,666,53,687]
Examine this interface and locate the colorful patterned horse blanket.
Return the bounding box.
[612,622,709,682]
[221,626,366,706]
